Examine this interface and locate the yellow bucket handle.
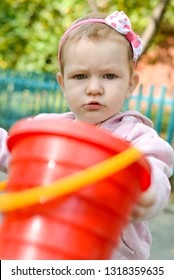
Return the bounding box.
[0,147,142,212]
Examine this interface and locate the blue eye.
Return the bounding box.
[103,73,116,79]
[74,74,87,80]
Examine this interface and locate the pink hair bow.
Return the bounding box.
[105,11,142,61]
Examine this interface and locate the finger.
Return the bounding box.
[137,189,156,207]
[129,206,149,223]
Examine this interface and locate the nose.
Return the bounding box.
[86,77,103,96]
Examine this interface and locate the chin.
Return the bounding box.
[75,113,107,125]
[81,119,98,125]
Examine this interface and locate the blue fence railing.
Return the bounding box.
[0,69,174,146]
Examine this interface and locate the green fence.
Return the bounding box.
[0,69,174,147]
[122,85,174,146]
[0,69,69,129]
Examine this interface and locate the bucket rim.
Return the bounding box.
[7,118,151,192]
[8,118,130,153]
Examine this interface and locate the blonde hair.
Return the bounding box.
[59,12,134,74]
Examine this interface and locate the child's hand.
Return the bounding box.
[129,188,156,223]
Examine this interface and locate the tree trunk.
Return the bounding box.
[141,0,170,54]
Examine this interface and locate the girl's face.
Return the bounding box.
[58,38,139,124]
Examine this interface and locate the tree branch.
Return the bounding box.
[86,0,98,12]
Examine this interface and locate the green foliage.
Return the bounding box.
[0,0,173,73]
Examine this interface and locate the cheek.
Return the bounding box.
[108,91,126,107]
[65,81,84,97]
[64,90,78,106]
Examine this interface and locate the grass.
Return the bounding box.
[170,188,174,203]
[170,175,174,192]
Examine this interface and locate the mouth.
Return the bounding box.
[83,101,103,110]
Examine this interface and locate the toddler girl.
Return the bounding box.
[0,10,174,259]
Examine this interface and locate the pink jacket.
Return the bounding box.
[0,110,174,259]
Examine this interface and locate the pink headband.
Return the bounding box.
[58,11,142,63]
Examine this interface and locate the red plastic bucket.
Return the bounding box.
[0,118,151,259]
